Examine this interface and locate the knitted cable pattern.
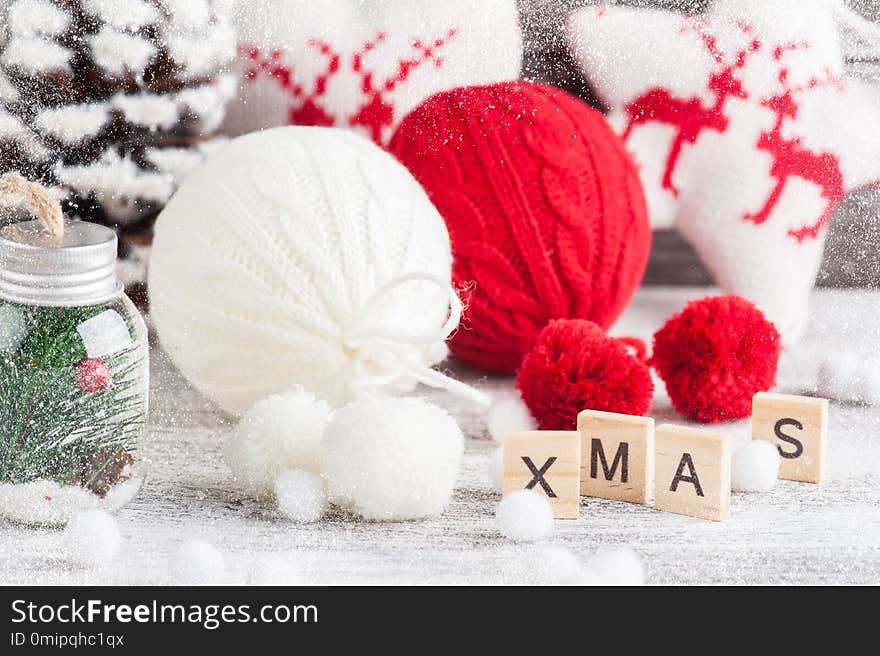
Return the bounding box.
[148,126,456,414]
[389,81,651,373]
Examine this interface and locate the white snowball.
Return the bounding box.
[224,388,333,499]
[246,554,303,586]
[495,490,554,542]
[169,540,226,585]
[817,351,880,406]
[586,547,644,585]
[817,351,860,400]
[486,446,504,493]
[532,546,584,584]
[858,360,880,406]
[275,470,327,523]
[487,395,536,443]
[322,397,464,521]
[63,510,121,565]
[731,440,780,493]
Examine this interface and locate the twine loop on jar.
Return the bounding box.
[0,172,64,240]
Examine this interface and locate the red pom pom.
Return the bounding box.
[75,358,112,393]
[390,81,651,373]
[516,319,654,430]
[652,295,781,423]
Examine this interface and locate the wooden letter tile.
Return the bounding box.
[503,431,581,519]
[577,409,654,504]
[654,425,731,522]
[752,392,828,484]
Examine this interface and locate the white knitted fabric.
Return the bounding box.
[148,126,455,415]
[222,0,522,145]
[567,0,880,343]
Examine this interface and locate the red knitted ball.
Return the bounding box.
[389,81,651,373]
[516,319,654,431]
[652,295,781,424]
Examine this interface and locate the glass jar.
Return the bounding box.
[0,219,149,526]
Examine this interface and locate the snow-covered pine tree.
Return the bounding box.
[0,0,237,283]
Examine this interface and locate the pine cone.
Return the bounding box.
[0,0,237,243]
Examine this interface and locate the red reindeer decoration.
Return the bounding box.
[241,29,458,144]
[745,47,846,242]
[622,22,759,197]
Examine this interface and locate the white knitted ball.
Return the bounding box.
[322,397,464,521]
[149,126,453,414]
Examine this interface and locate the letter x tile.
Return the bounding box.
[503,431,581,519]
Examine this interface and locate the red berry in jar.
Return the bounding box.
[75,358,112,393]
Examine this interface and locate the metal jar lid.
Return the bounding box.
[0,219,123,307]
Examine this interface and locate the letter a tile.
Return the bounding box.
[503,431,581,519]
[654,425,731,522]
[577,409,654,504]
[752,392,828,484]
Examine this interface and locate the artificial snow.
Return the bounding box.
[84,0,158,32]
[8,0,70,38]
[0,470,143,527]
[160,0,212,32]
[2,37,71,73]
[246,554,304,586]
[115,243,150,288]
[33,103,110,145]
[175,81,231,132]
[275,470,327,523]
[322,397,464,521]
[169,540,226,585]
[531,546,585,585]
[165,23,236,78]
[224,388,332,499]
[88,27,156,77]
[731,440,780,493]
[0,110,49,160]
[0,303,28,352]
[76,310,133,359]
[585,547,645,585]
[63,510,122,566]
[112,93,179,130]
[486,394,537,442]
[817,350,880,406]
[495,489,554,542]
[0,71,20,103]
[54,149,175,208]
[144,147,206,181]
[487,445,504,492]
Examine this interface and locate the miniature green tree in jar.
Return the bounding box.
[0,174,148,525]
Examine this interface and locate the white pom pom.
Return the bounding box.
[224,388,332,499]
[169,540,226,585]
[322,397,464,521]
[817,351,860,400]
[585,547,644,585]
[817,351,880,406]
[275,470,326,523]
[487,395,536,443]
[532,546,584,584]
[858,359,880,406]
[487,446,504,492]
[731,440,780,492]
[495,489,554,542]
[246,554,303,586]
[63,510,121,565]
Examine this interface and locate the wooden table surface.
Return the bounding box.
[1,287,878,585]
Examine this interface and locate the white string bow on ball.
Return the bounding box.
[344,272,489,407]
